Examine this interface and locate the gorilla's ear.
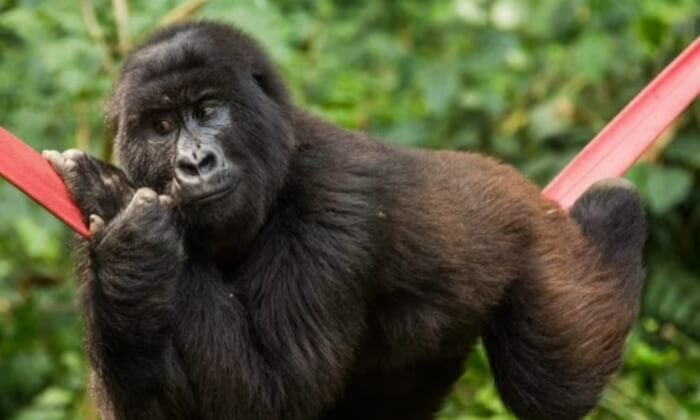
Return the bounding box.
[252,72,273,97]
[250,62,290,108]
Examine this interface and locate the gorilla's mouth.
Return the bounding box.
[190,184,237,205]
[171,178,239,206]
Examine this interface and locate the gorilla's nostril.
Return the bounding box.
[200,153,217,174]
[175,149,220,182]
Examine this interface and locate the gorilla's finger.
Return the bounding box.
[62,149,85,161]
[135,188,158,202]
[158,195,174,207]
[43,149,78,176]
[63,158,78,171]
[89,214,105,236]
[43,150,66,173]
[124,188,159,215]
[164,181,182,203]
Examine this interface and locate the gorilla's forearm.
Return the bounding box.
[78,190,187,416]
[84,334,195,420]
[87,240,180,352]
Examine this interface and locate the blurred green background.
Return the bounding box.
[1,0,699,419]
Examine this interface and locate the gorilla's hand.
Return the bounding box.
[92,188,182,259]
[43,149,135,226]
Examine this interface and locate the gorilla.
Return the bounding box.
[43,21,646,420]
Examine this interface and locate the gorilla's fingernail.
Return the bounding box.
[89,215,105,235]
[43,151,64,171]
[42,150,60,161]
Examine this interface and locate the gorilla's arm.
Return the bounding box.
[45,151,190,416]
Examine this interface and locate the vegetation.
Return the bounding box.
[1,0,699,418]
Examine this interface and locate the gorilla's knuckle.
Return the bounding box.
[63,149,85,160]
[134,188,158,203]
[63,159,78,172]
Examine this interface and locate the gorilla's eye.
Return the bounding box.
[193,105,215,120]
[153,118,176,135]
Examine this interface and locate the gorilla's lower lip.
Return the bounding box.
[171,177,238,206]
[188,184,236,205]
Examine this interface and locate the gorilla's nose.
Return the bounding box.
[175,148,220,183]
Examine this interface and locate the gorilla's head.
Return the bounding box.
[107,22,294,239]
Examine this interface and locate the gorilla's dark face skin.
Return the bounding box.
[109,25,293,241]
[45,21,646,420]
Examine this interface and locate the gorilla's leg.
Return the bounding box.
[482,179,646,420]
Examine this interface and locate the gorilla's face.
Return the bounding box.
[108,24,294,238]
[124,89,239,206]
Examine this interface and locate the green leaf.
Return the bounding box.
[665,135,700,168]
[646,166,693,214]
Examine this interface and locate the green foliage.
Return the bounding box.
[0,0,699,418]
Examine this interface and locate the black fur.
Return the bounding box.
[52,21,646,420]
